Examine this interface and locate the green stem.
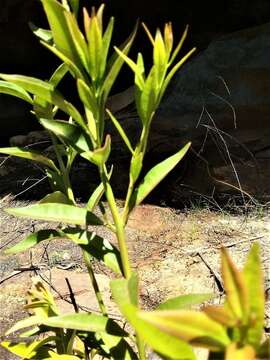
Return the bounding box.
[122,178,134,224]
[100,166,132,279]
[82,250,108,316]
[50,133,75,204]
[137,336,146,360]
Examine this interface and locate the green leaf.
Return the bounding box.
[102,22,138,102]
[129,142,191,210]
[39,191,72,204]
[81,134,111,166]
[161,47,196,101]
[46,352,81,360]
[41,41,85,80]
[221,248,249,322]
[98,333,138,360]
[68,0,79,17]
[64,229,123,275]
[111,279,196,359]
[243,243,265,347]
[65,11,89,71]
[157,293,213,310]
[87,166,113,211]
[5,229,61,254]
[153,29,167,84]
[49,63,69,87]
[0,80,33,104]
[139,310,230,350]
[225,343,256,360]
[114,46,144,90]
[99,17,115,78]
[6,203,103,226]
[130,150,143,184]
[6,315,43,335]
[106,109,134,154]
[0,147,58,172]
[29,22,53,44]
[1,338,53,359]
[41,313,127,336]
[139,67,157,124]
[41,0,80,64]
[77,78,98,115]
[87,14,103,81]
[40,118,92,153]
[0,73,86,129]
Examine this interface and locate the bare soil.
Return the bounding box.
[0,193,269,359]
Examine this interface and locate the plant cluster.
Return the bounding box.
[0,1,268,359]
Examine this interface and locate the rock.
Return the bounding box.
[9,130,50,148]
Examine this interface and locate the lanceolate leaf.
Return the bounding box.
[0,147,58,172]
[40,0,79,64]
[5,229,61,254]
[40,119,92,153]
[49,63,69,86]
[243,243,265,347]
[6,203,103,226]
[68,0,79,18]
[0,74,86,130]
[129,142,191,210]
[98,333,138,360]
[41,313,127,336]
[221,248,249,322]
[64,229,123,274]
[0,81,33,104]
[29,22,53,44]
[81,134,111,166]
[102,22,138,102]
[157,293,213,311]
[106,109,134,154]
[139,310,230,350]
[111,279,196,360]
[87,166,113,211]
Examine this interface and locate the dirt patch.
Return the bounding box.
[0,195,269,359]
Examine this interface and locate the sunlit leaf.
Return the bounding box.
[39,191,72,204]
[41,41,85,80]
[225,343,256,360]
[97,333,138,360]
[41,313,127,336]
[139,310,230,350]
[243,243,265,347]
[65,11,89,71]
[40,118,92,153]
[158,293,213,310]
[102,22,138,102]
[221,248,249,322]
[0,147,58,172]
[5,229,61,254]
[129,143,191,211]
[41,0,80,65]
[0,74,86,129]
[99,17,114,78]
[111,278,196,359]
[106,109,134,154]
[0,80,32,104]
[29,22,53,44]
[49,63,69,86]
[87,166,113,211]
[203,306,237,327]
[6,203,103,226]
[64,229,123,275]
[81,134,111,166]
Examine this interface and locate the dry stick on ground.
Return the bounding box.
[196,252,224,293]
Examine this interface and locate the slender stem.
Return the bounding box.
[82,250,108,316]
[99,166,132,279]
[137,336,146,360]
[122,178,134,224]
[50,133,75,204]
